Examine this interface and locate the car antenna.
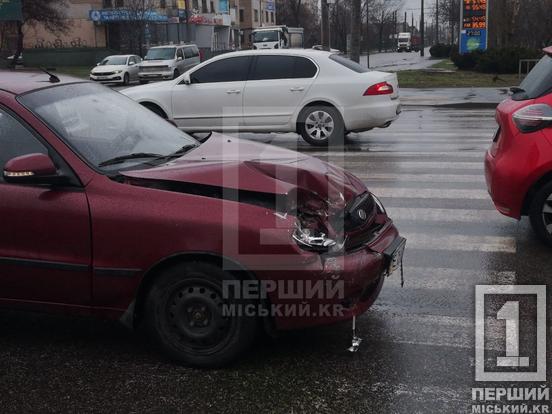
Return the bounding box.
[40,67,60,83]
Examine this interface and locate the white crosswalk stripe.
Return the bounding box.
[360,173,485,183]
[386,207,506,222]
[311,151,485,158]
[337,161,484,170]
[371,187,490,200]
[402,233,516,253]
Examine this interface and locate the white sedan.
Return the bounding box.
[121,49,401,146]
[90,55,142,86]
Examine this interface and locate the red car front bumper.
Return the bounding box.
[257,220,401,330]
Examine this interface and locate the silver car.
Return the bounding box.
[138,44,201,84]
[89,55,142,85]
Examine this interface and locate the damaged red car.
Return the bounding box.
[0,72,405,367]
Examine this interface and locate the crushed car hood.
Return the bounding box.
[122,133,366,209]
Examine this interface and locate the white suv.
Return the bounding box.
[138,44,200,84]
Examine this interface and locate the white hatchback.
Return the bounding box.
[122,49,401,146]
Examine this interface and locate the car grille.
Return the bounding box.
[94,71,115,76]
[141,66,168,72]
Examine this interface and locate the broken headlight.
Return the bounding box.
[293,220,337,251]
[371,192,386,215]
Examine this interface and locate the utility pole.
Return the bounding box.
[404,11,407,32]
[411,13,414,34]
[435,0,439,43]
[365,3,370,68]
[420,0,425,56]
[350,0,361,62]
[321,0,330,50]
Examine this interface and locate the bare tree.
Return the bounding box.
[369,0,402,52]
[276,0,320,47]
[11,0,70,66]
[119,0,156,55]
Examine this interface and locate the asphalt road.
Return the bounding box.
[2,107,551,413]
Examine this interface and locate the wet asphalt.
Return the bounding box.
[1,106,551,413]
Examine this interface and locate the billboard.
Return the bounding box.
[459,0,488,54]
[0,0,22,21]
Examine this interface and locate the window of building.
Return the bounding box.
[239,9,244,22]
[210,1,215,12]
[159,0,167,8]
[271,12,274,23]
[192,0,199,10]
[265,11,269,22]
[202,0,208,13]
[254,9,258,22]
[103,0,113,7]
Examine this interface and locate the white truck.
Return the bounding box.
[251,26,304,49]
[397,32,412,52]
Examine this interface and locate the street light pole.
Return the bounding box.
[420,0,425,56]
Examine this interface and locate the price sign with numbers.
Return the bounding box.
[460,0,488,54]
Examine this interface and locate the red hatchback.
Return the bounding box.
[0,71,405,366]
[486,47,552,245]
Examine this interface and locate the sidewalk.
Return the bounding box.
[400,87,510,108]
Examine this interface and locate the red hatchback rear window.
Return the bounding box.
[515,55,552,100]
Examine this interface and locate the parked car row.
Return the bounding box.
[89,44,201,86]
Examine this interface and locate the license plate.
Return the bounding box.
[385,237,406,275]
[97,76,108,80]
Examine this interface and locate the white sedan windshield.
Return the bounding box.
[19,83,198,172]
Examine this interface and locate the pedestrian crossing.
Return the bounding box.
[297,107,521,357]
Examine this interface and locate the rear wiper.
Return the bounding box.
[510,86,525,94]
[99,153,164,167]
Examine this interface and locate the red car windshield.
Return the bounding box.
[19,83,198,172]
[517,54,552,100]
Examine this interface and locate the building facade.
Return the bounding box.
[233,0,276,49]
[15,0,235,56]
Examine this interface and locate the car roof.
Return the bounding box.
[105,54,134,58]
[149,44,196,49]
[214,49,334,59]
[0,70,85,95]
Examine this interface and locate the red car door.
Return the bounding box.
[0,107,91,306]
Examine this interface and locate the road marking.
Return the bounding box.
[367,131,494,137]
[364,145,489,152]
[385,267,516,289]
[370,187,490,200]
[310,151,485,158]
[402,233,517,253]
[387,207,506,222]
[353,139,490,144]
[338,161,483,170]
[359,173,485,183]
[361,310,505,351]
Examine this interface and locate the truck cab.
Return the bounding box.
[397,32,412,52]
[251,26,304,49]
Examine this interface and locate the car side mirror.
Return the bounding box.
[182,73,191,85]
[3,153,67,186]
[96,62,100,66]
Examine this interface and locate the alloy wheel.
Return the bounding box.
[305,110,335,141]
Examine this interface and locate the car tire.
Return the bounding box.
[173,69,180,79]
[144,261,258,367]
[529,181,552,246]
[298,106,345,147]
[123,72,130,86]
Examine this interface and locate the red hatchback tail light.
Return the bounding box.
[513,104,552,133]
[364,82,394,96]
